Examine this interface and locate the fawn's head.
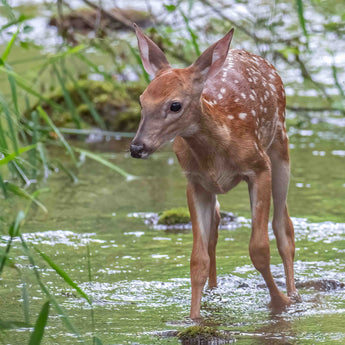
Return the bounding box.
[130,24,234,159]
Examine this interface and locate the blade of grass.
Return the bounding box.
[5,182,47,213]
[53,159,78,184]
[0,14,32,33]
[67,72,106,130]
[127,44,150,83]
[0,144,36,165]
[0,320,29,330]
[37,106,77,164]
[11,160,31,185]
[93,336,103,345]
[180,10,201,56]
[52,63,81,129]
[8,69,19,117]
[0,172,8,198]
[19,235,82,340]
[27,126,135,138]
[74,147,136,181]
[1,29,19,62]
[0,113,9,150]
[0,210,25,274]
[22,280,30,325]
[0,95,19,154]
[28,301,50,345]
[29,110,38,178]
[34,247,92,305]
[36,142,50,179]
[0,66,65,112]
[296,0,309,48]
[75,54,113,82]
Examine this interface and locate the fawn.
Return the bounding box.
[130,24,300,320]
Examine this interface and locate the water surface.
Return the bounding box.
[1,120,345,344]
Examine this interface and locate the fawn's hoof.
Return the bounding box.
[288,290,302,303]
[269,292,292,313]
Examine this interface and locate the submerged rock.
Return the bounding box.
[178,326,235,344]
[128,209,238,232]
[296,279,345,291]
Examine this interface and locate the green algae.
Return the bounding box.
[158,207,191,225]
[28,79,144,131]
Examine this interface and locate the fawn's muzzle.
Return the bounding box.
[130,143,145,158]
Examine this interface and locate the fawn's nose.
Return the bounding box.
[130,143,145,158]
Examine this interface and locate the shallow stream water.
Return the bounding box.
[1,0,345,343]
[1,120,345,344]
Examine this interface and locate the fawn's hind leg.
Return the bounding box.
[247,155,291,311]
[269,140,300,301]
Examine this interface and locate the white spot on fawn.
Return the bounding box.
[249,94,255,101]
[220,87,226,94]
[239,113,247,120]
[251,110,256,117]
[270,83,276,91]
[203,98,215,107]
[228,115,234,120]
[241,93,246,99]
[218,93,223,100]
[234,79,239,84]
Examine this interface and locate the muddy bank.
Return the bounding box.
[50,7,153,38]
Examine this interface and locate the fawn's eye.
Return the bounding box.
[170,102,182,112]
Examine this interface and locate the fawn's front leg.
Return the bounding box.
[247,163,291,311]
[187,183,218,320]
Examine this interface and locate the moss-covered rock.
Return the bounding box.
[29,79,144,132]
[158,207,190,225]
[178,326,221,340]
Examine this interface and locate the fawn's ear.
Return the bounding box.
[133,23,171,77]
[192,28,234,78]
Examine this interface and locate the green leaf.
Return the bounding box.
[164,5,177,12]
[28,301,50,345]
[35,248,92,305]
[74,148,137,181]
[0,144,36,165]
